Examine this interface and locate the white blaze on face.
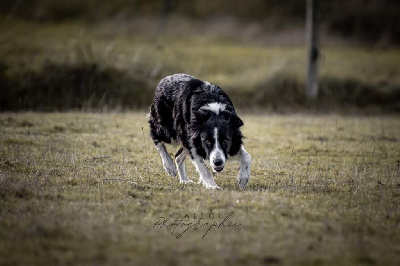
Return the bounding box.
[199,102,226,115]
[209,127,226,170]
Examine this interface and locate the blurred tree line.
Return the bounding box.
[1,0,399,45]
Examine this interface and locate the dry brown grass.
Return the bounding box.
[0,112,399,265]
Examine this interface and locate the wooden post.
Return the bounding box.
[157,0,171,34]
[306,0,320,100]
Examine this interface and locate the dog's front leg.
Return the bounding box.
[190,149,220,189]
[156,143,177,177]
[175,148,194,184]
[237,145,251,190]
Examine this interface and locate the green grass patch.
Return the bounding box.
[0,112,399,265]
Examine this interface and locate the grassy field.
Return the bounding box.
[1,18,400,111]
[0,112,399,265]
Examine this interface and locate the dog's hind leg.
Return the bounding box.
[156,143,177,177]
[190,149,220,189]
[175,148,194,184]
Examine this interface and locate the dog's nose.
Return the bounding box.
[214,159,223,167]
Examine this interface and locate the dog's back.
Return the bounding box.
[155,73,194,103]
[149,74,194,145]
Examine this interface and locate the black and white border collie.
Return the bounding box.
[148,74,251,189]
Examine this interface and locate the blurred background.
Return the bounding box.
[0,0,399,113]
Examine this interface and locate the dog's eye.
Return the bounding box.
[205,139,211,146]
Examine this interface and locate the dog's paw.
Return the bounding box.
[180,179,195,184]
[237,166,250,190]
[204,184,221,189]
[163,158,177,177]
[201,180,221,189]
[237,178,249,190]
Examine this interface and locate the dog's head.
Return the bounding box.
[191,109,243,172]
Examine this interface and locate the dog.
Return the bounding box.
[148,73,251,189]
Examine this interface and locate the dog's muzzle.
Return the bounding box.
[212,158,224,172]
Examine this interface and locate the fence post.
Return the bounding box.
[306,0,320,100]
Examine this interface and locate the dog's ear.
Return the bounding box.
[221,111,244,127]
[230,114,244,127]
[193,110,211,124]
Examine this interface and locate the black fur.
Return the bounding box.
[149,73,243,159]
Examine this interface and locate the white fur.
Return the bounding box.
[209,127,226,171]
[175,149,194,184]
[235,145,251,190]
[156,143,177,177]
[199,102,226,115]
[204,81,213,91]
[190,148,220,189]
